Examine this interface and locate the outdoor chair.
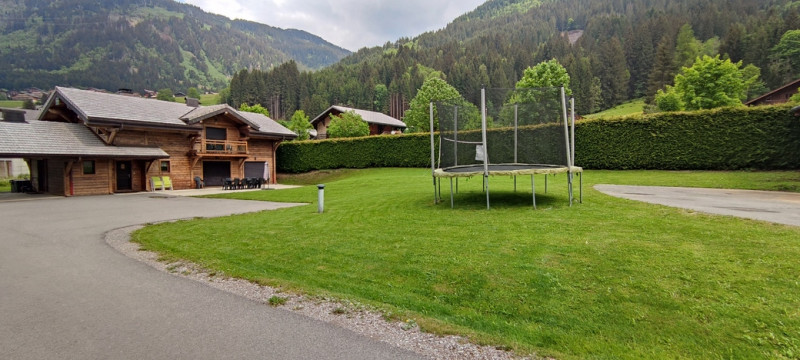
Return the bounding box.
[223,178,233,190]
[246,177,257,188]
[150,176,164,191]
[232,178,241,189]
[194,176,204,189]
[162,176,174,190]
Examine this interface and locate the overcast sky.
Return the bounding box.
[179,0,486,51]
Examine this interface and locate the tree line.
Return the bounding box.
[228,0,800,119]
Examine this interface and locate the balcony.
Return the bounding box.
[195,139,248,156]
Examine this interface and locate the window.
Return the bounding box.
[82,160,95,175]
[205,127,227,140]
[160,161,170,172]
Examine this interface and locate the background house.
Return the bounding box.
[310,105,406,139]
[746,78,800,106]
[0,87,296,196]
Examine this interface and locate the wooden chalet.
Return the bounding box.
[0,87,296,196]
[745,78,800,106]
[310,105,406,139]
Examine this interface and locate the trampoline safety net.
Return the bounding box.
[435,87,569,170]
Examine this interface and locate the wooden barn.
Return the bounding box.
[0,87,296,196]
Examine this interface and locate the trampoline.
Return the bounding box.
[429,87,583,209]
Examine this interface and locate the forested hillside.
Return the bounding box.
[0,0,349,91]
[229,0,800,119]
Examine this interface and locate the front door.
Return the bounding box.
[116,161,132,191]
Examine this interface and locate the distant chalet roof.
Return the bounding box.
[311,105,407,128]
[745,78,800,106]
[0,120,169,159]
[44,87,296,138]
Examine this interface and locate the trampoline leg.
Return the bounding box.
[514,176,517,192]
[531,175,536,210]
[450,178,454,209]
[485,175,490,210]
[568,173,574,207]
[433,177,438,204]
[545,174,548,193]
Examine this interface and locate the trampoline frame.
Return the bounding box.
[429,87,583,209]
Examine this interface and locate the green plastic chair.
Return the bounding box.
[150,176,164,191]
[162,176,173,190]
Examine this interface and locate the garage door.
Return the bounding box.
[203,161,230,186]
[244,161,266,179]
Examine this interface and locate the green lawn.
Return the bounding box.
[585,99,646,119]
[174,93,220,105]
[0,100,24,108]
[133,169,800,359]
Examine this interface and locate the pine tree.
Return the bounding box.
[594,38,630,109]
[646,35,677,103]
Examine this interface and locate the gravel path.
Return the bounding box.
[107,225,540,360]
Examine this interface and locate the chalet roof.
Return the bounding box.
[0,120,169,159]
[745,78,800,106]
[0,107,43,121]
[238,111,297,137]
[311,105,407,128]
[44,87,296,138]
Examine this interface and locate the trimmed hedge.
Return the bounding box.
[577,104,800,169]
[277,104,800,173]
[277,134,433,173]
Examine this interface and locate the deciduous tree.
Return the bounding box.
[328,111,369,138]
[655,55,745,111]
[288,110,312,140]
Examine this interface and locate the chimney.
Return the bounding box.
[186,98,200,107]
[1,109,27,123]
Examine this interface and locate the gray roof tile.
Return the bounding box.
[311,106,407,128]
[0,120,169,158]
[51,87,295,137]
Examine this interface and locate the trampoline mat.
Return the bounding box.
[434,163,582,178]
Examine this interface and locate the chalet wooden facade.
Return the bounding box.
[0,87,296,196]
[745,78,800,106]
[310,105,406,139]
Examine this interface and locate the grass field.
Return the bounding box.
[0,100,24,108]
[133,169,800,359]
[174,93,220,105]
[585,99,646,119]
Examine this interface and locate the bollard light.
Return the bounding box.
[317,184,325,213]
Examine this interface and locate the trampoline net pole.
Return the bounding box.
[514,104,518,164]
[429,101,437,204]
[454,105,458,167]
[482,87,490,210]
[561,86,574,207]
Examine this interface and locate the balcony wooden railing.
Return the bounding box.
[197,139,248,155]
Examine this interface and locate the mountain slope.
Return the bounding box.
[0,0,350,91]
[230,0,800,119]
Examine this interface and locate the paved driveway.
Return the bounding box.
[0,193,423,360]
[595,185,800,227]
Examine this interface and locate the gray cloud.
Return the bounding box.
[182,0,484,51]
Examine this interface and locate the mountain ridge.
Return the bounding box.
[0,0,350,92]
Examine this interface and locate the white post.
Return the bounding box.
[317,184,325,213]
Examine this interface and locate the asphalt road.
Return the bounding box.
[595,185,800,227]
[0,193,424,360]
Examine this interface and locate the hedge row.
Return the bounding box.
[277,104,800,173]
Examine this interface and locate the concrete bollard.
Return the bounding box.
[317,184,325,213]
